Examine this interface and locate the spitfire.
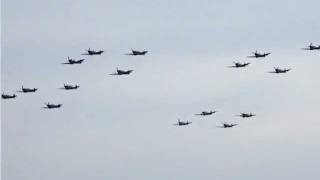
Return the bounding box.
[195,110,217,116]
[247,51,271,58]
[229,61,250,68]
[269,67,291,74]
[217,123,238,128]
[82,48,104,55]
[125,49,148,56]
[62,57,85,64]
[63,84,80,90]
[2,93,17,99]
[173,119,192,126]
[44,102,62,109]
[302,43,320,50]
[18,86,38,93]
[110,68,134,75]
[237,113,256,118]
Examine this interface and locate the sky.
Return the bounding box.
[2,0,320,180]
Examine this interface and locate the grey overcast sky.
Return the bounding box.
[2,0,320,180]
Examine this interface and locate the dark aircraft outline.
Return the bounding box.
[269,67,291,74]
[17,86,38,93]
[228,61,250,68]
[302,43,320,50]
[43,102,62,109]
[2,93,17,99]
[173,119,192,126]
[62,84,80,90]
[237,112,256,118]
[217,123,238,128]
[247,50,271,58]
[195,110,217,116]
[82,48,104,55]
[125,48,148,56]
[62,57,85,64]
[109,68,134,75]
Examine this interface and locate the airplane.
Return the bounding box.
[173,119,192,126]
[269,67,291,74]
[237,112,256,118]
[62,57,85,64]
[2,93,17,99]
[195,110,217,116]
[125,48,148,56]
[302,43,320,50]
[109,68,133,75]
[82,48,104,55]
[18,86,38,93]
[44,102,62,109]
[63,84,80,90]
[228,61,250,68]
[217,123,238,128]
[247,51,271,58]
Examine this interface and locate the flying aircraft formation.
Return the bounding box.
[2,42,318,127]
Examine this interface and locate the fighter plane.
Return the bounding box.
[269,67,291,74]
[237,112,256,118]
[44,102,62,109]
[18,86,38,93]
[195,110,217,116]
[82,48,104,55]
[173,119,192,126]
[247,51,271,58]
[217,123,238,128]
[62,84,80,90]
[109,68,133,75]
[2,93,17,99]
[125,49,148,56]
[62,57,85,64]
[302,43,320,50]
[228,61,250,68]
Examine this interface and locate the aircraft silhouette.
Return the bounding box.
[63,84,80,90]
[110,68,133,75]
[247,51,271,58]
[269,67,291,73]
[125,49,148,56]
[62,57,85,64]
[195,110,217,116]
[44,102,62,109]
[237,112,256,118]
[173,119,192,126]
[18,86,38,93]
[228,61,250,68]
[82,48,104,55]
[2,93,17,99]
[217,123,238,128]
[302,43,320,50]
